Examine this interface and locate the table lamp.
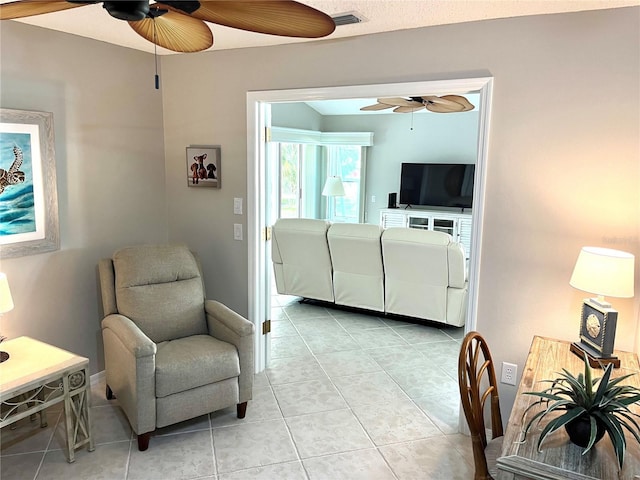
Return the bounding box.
[0,272,14,363]
[569,246,635,368]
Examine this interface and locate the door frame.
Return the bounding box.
[247,77,493,372]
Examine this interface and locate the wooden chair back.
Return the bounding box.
[458,331,504,480]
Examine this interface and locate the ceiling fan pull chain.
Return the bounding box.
[153,19,159,90]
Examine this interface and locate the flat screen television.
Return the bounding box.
[399,163,475,209]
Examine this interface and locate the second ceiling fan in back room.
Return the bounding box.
[0,0,337,52]
[361,95,475,113]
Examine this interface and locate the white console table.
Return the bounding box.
[0,336,94,462]
[380,208,472,258]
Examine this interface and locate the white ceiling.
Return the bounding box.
[5,0,638,55]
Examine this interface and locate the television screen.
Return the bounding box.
[399,163,475,208]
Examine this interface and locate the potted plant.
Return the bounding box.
[521,354,640,469]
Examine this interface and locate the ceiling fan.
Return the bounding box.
[361,95,475,113]
[0,1,337,53]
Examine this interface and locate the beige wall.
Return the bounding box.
[160,7,639,416]
[0,7,637,420]
[0,22,168,371]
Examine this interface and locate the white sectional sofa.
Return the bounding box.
[271,218,468,327]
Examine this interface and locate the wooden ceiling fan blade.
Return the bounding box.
[425,102,465,113]
[0,0,87,20]
[441,95,475,111]
[185,1,335,38]
[394,106,424,113]
[129,10,213,53]
[360,103,392,111]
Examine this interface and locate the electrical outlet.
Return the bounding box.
[501,362,518,386]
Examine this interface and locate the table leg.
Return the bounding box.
[62,367,94,463]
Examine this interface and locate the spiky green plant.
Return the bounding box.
[521,354,640,469]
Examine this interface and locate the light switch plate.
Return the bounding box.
[233,224,243,240]
[233,197,243,215]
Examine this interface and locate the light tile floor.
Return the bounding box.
[1,296,474,479]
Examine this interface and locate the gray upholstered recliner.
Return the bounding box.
[97,244,254,451]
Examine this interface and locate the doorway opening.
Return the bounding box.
[247,78,493,373]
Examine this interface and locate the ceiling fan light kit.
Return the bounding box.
[0,0,336,52]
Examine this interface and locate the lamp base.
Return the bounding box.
[570,342,620,369]
[0,351,9,363]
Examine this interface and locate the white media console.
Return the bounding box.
[379,208,473,259]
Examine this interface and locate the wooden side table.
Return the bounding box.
[497,336,640,480]
[0,336,95,462]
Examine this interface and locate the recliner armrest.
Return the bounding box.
[102,314,157,358]
[204,300,254,337]
[205,300,254,403]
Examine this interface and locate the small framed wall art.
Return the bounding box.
[0,108,60,258]
[186,145,221,188]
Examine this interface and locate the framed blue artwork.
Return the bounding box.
[0,109,59,258]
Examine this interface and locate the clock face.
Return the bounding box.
[586,313,601,338]
[578,300,617,357]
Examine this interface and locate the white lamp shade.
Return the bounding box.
[569,247,635,298]
[0,272,14,314]
[322,176,346,197]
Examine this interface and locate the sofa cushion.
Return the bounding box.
[113,244,208,343]
[155,334,240,398]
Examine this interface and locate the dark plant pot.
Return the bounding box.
[565,415,606,448]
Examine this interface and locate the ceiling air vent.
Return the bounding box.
[332,12,363,27]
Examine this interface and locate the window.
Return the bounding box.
[269,127,372,223]
[326,145,366,223]
[278,143,302,218]
[276,142,322,219]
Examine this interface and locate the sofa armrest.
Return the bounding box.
[101,314,157,435]
[205,300,255,403]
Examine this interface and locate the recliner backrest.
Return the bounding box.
[327,223,384,311]
[271,218,334,302]
[382,228,454,321]
[110,244,208,343]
